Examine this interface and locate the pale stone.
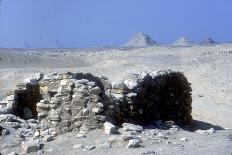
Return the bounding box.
[92,107,103,114]
[21,139,42,153]
[122,123,143,132]
[76,133,86,138]
[126,139,141,148]
[103,122,116,134]
[43,135,54,142]
[124,79,138,90]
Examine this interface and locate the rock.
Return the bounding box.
[72,144,84,149]
[122,123,143,132]
[2,122,20,128]
[60,79,70,86]
[124,79,138,90]
[141,150,156,154]
[76,133,86,138]
[81,108,89,116]
[180,137,188,142]
[6,95,17,101]
[98,142,111,149]
[113,94,125,102]
[77,79,89,84]
[196,128,216,134]
[91,107,103,114]
[103,122,116,134]
[112,82,126,90]
[7,152,17,155]
[89,86,102,95]
[2,128,10,135]
[126,93,137,98]
[126,139,141,148]
[85,145,95,150]
[23,107,33,119]
[21,139,43,153]
[0,114,16,123]
[43,135,54,142]
[120,134,137,141]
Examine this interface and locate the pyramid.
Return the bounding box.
[125,33,157,47]
[172,37,193,46]
[200,37,216,45]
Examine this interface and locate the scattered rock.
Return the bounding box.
[126,139,141,148]
[7,152,17,155]
[180,137,188,142]
[72,144,84,149]
[98,142,111,149]
[103,122,116,135]
[141,150,156,154]
[196,128,216,134]
[85,145,96,150]
[43,135,54,142]
[76,133,86,138]
[122,123,143,132]
[21,139,43,153]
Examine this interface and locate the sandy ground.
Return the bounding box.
[0,45,232,154]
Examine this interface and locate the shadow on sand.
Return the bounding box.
[182,119,225,132]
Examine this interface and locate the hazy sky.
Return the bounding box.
[0,0,232,48]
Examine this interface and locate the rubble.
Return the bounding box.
[103,122,116,134]
[122,123,143,132]
[126,139,141,148]
[21,139,43,153]
[0,70,193,153]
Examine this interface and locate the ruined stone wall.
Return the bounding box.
[0,70,192,133]
[37,73,106,133]
[108,71,192,125]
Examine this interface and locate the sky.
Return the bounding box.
[0,0,232,48]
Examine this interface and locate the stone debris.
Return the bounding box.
[21,139,43,153]
[122,123,143,132]
[7,152,17,155]
[103,122,116,134]
[72,144,84,149]
[180,137,188,142]
[43,135,54,142]
[196,128,216,134]
[98,142,112,149]
[0,70,193,153]
[141,150,156,154]
[126,139,141,148]
[76,133,86,138]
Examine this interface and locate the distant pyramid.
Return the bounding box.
[125,33,157,47]
[200,37,216,45]
[172,37,193,46]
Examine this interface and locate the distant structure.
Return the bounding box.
[24,40,32,49]
[200,37,216,45]
[125,32,157,47]
[172,37,194,46]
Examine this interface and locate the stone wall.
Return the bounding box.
[0,70,192,133]
[108,71,192,125]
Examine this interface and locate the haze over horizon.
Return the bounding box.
[0,0,232,48]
